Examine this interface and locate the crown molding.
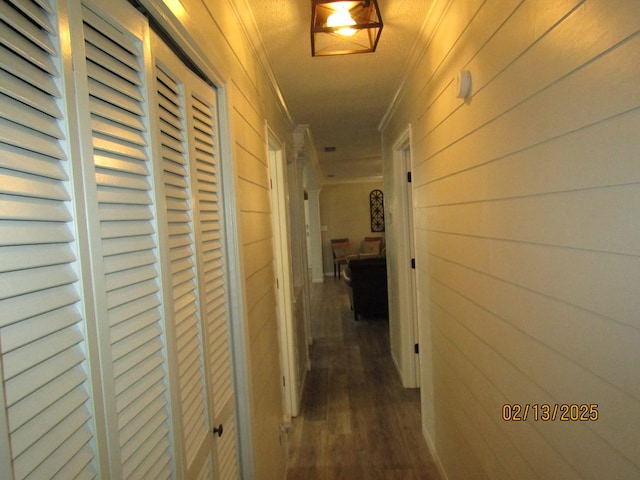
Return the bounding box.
[378,0,453,132]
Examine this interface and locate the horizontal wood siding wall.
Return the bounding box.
[383,1,640,479]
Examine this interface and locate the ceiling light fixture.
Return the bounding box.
[311,0,383,57]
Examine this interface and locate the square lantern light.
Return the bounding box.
[311,0,383,57]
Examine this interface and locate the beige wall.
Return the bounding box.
[382,1,640,479]
[320,181,385,275]
[168,1,293,478]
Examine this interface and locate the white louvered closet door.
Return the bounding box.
[152,31,240,479]
[71,1,174,478]
[188,79,240,480]
[152,34,213,479]
[0,0,99,479]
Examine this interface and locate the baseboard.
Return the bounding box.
[422,424,449,480]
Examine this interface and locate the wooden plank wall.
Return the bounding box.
[382,1,640,478]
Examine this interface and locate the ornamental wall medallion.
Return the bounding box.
[369,189,385,232]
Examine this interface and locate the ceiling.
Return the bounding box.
[243,0,434,184]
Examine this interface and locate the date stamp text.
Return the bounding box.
[502,403,598,422]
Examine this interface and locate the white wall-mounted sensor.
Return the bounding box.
[455,70,472,98]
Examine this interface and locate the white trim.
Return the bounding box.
[0,354,11,480]
[66,3,123,474]
[136,0,227,87]
[391,126,420,388]
[267,125,300,417]
[322,175,384,185]
[147,30,188,478]
[423,424,449,480]
[217,86,255,480]
[58,1,111,475]
[226,0,293,124]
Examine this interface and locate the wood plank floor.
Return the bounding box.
[285,279,442,480]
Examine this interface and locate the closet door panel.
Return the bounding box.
[153,35,213,479]
[74,2,173,477]
[188,79,240,480]
[152,29,240,479]
[0,0,98,479]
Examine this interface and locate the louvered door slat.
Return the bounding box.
[1,304,79,352]
[7,368,85,431]
[87,61,144,101]
[123,421,170,479]
[0,263,77,300]
[0,284,78,330]
[0,1,55,54]
[11,387,88,457]
[120,403,166,458]
[82,13,140,68]
[13,414,93,480]
[0,167,68,199]
[90,96,146,131]
[158,103,184,132]
[0,1,97,478]
[0,116,64,159]
[0,142,65,181]
[89,78,145,116]
[0,243,73,273]
[103,248,156,274]
[79,4,173,478]
[94,152,149,175]
[0,45,58,97]
[92,115,147,146]
[114,354,162,397]
[5,0,53,33]
[4,327,83,380]
[94,135,147,160]
[0,22,56,74]
[0,93,64,138]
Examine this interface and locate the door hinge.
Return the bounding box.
[411,258,416,269]
[414,343,419,354]
[407,171,412,183]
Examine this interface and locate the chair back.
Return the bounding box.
[331,238,351,259]
[361,236,383,256]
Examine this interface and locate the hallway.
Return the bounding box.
[285,279,442,479]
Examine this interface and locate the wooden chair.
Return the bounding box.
[361,236,383,257]
[330,238,351,278]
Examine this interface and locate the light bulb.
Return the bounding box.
[326,9,357,36]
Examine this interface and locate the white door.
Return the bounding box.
[153,35,214,478]
[0,0,100,477]
[70,2,174,476]
[268,137,300,417]
[152,26,240,480]
[403,146,421,387]
[187,67,240,480]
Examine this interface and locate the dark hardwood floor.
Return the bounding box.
[285,278,442,480]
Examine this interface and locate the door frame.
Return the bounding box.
[267,126,300,417]
[394,127,420,388]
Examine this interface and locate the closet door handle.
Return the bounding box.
[213,424,224,437]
